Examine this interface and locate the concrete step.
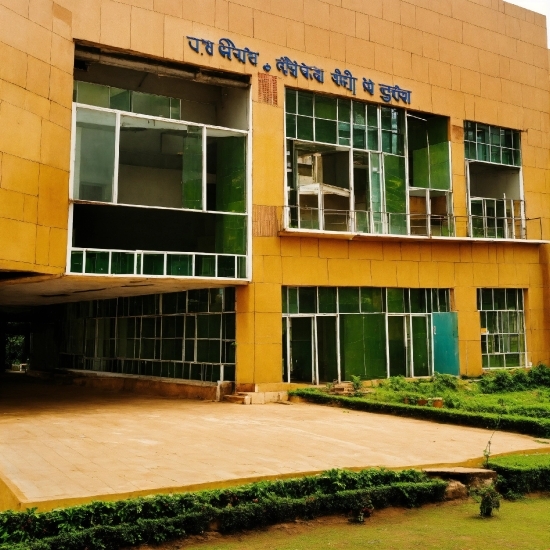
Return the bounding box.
[333,383,355,395]
[224,394,251,405]
[223,391,289,405]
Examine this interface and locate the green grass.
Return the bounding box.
[178,497,550,550]
[347,369,550,419]
[489,453,550,469]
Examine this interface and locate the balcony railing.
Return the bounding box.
[284,206,454,237]
[283,206,542,240]
[469,198,526,239]
[69,248,247,279]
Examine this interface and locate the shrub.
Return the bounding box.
[472,484,501,517]
[479,364,550,394]
[0,469,446,549]
[488,453,550,497]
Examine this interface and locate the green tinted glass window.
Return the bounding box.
[75,81,110,108]
[74,108,116,203]
[299,287,317,313]
[286,89,297,113]
[132,91,171,118]
[318,287,337,313]
[297,91,314,116]
[338,287,360,313]
[297,115,314,141]
[315,118,337,144]
[387,288,405,313]
[315,95,337,120]
[338,99,351,122]
[110,88,131,111]
[361,288,384,313]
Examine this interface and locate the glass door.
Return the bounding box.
[289,316,316,383]
[388,315,432,377]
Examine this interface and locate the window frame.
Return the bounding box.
[283,88,454,238]
[68,88,252,280]
[477,288,527,369]
[465,157,526,240]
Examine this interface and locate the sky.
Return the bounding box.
[506,0,550,46]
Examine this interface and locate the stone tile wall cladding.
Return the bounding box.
[0,0,548,385]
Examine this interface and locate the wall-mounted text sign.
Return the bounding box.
[187,36,259,66]
[186,35,411,105]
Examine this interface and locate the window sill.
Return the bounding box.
[278,227,549,244]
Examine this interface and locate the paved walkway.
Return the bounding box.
[0,377,548,511]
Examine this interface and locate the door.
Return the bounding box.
[388,316,407,376]
[388,315,431,377]
[316,316,338,383]
[411,316,431,377]
[289,317,315,383]
[432,312,460,375]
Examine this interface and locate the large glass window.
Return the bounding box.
[71,81,249,279]
[407,115,452,236]
[478,288,526,369]
[60,289,237,382]
[282,286,452,383]
[74,109,116,202]
[465,122,525,239]
[285,89,453,237]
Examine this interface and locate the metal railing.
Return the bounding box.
[69,248,247,279]
[284,206,454,237]
[283,205,542,240]
[469,198,526,240]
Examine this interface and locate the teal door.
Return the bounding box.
[432,312,460,376]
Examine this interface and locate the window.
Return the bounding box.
[70,74,249,279]
[60,288,237,382]
[282,286,452,384]
[285,89,453,237]
[478,289,526,368]
[465,122,526,240]
[465,122,521,167]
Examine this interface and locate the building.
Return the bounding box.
[0,0,549,396]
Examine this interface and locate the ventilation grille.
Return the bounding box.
[258,73,278,106]
[253,205,278,237]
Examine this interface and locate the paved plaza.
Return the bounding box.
[1,376,548,511]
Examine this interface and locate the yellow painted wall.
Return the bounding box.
[0,0,548,382]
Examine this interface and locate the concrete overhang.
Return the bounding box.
[0,274,248,307]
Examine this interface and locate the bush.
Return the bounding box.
[488,454,550,497]
[0,469,446,549]
[479,364,550,394]
[290,390,550,438]
[472,484,501,517]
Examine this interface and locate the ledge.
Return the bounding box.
[0,273,247,307]
[278,228,549,244]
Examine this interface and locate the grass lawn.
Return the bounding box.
[166,497,550,550]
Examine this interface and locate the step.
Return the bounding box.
[223,391,289,405]
[223,394,251,405]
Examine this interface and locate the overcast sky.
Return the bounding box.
[506,0,550,46]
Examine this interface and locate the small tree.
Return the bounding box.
[473,484,501,518]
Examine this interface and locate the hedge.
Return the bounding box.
[0,482,447,550]
[0,469,447,550]
[290,389,550,438]
[487,454,550,497]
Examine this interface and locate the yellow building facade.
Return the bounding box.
[0,0,549,391]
